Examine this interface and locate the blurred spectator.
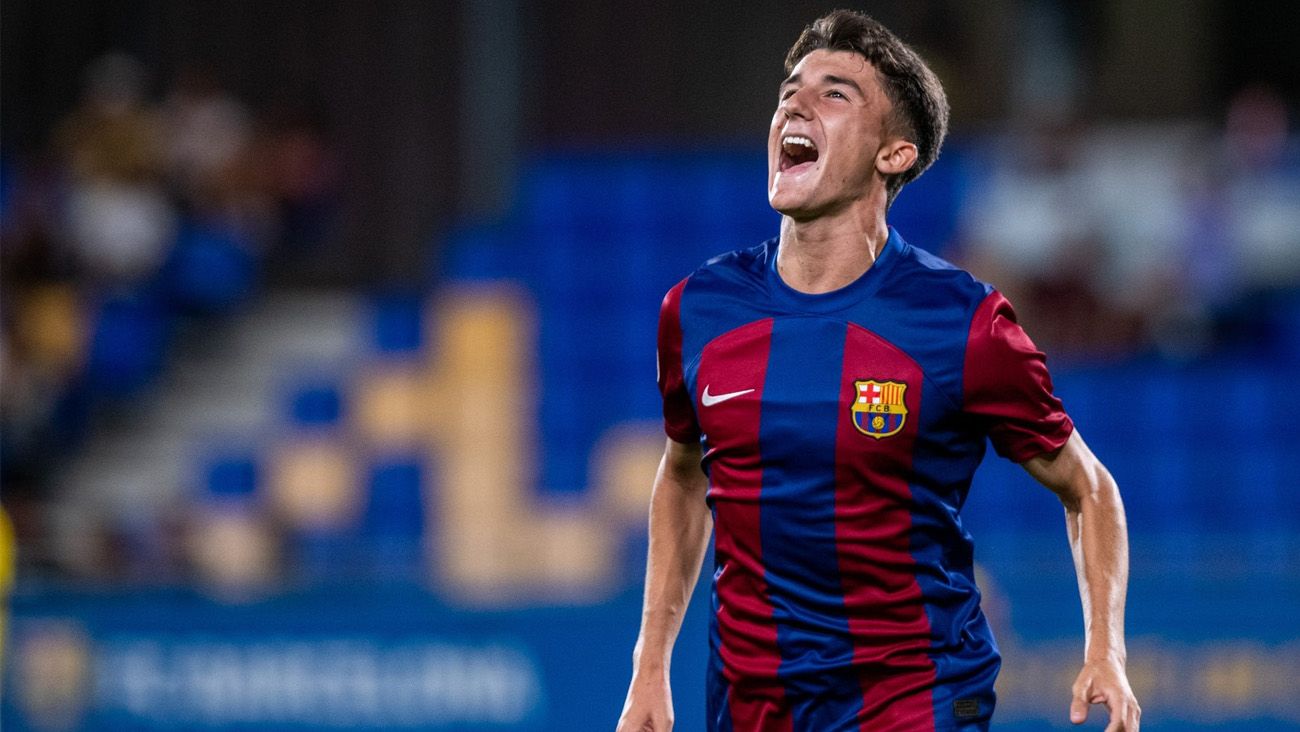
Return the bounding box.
[163,66,278,259]
[1222,84,1300,290]
[53,53,177,286]
[256,104,342,277]
[1,51,340,582]
[1,152,86,497]
[957,88,1299,361]
[957,120,1144,359]
[162,65,253,206]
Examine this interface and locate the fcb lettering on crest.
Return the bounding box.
[851,380,908,438]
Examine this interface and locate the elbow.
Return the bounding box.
[1059,462,1120,516]
[1058,492,1083,515]
[1083,470,1126,521]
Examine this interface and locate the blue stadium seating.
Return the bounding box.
[288,381,344,427]
[361,457,426,577]
[83,293,170,396]
[164,217,256,314]
[203,453,258,499]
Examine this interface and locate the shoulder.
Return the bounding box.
[691,239,771,286]
[857,233,1002,406]
[669,238,772,305]
[665,239,774,358]
[885,239,994,312]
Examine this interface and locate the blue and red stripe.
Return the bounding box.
[758,317,864,729]
[695,318,791,731]
[834,324,937,730]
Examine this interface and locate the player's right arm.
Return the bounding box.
[962,290,1139,730]
[616,436,711,732]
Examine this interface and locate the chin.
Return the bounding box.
[768,195,794,216]
[767,195,802,217]
[768,184,818,218]
[768,197,800,217]
[769,165,825,207]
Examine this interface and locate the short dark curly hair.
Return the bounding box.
[785,9,950,208]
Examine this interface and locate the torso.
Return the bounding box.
[665,228,1016,731]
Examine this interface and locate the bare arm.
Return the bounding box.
[616,437,711,732]
[1021,429,1141,732]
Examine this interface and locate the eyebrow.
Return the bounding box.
[779,72,864,96]
[823,74,864,95]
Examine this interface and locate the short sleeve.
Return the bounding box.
[657,278,700,443]
[963,291,1073,461]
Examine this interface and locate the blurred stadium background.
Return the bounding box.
[2,1,1299,730]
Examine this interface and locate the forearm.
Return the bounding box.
[1022,425,1139,727]
[1062,459,1129,664]
[633,449,712,673]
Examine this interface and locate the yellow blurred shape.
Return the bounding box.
[353,364,429,446]
[16,622,90,730]
[189,510,278,591]
[0,506,12,595]
[16,284,85,376]
[528,505,616,586]
[1124,657,1155,694]
[0,507,12,667]
[424,286,621,601]
[1199,648,1261,710]
[593,423,664,525]
[267,440,358,530]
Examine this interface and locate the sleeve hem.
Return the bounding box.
[664,424,700,444]
[1002,417,1075,463]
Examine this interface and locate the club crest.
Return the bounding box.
[852,380,908,438]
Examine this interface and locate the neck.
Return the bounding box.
[776,200,890,295]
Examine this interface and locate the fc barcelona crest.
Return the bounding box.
[852,380,908,439]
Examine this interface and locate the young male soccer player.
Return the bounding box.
[617,10,1140,732]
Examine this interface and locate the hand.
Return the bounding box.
[616,669,674,731]
[1070,657,1141,731]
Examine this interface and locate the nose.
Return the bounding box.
[780,88,812,120]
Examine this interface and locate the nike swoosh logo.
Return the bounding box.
[701,385,755,407]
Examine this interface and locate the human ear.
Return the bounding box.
[876,139,918,176]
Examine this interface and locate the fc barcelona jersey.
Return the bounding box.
[656,228,1073,732]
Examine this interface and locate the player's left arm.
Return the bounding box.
[1021,429,1141,732]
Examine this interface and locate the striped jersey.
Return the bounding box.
[656,227,1073,732]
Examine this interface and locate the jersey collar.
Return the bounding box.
[765,226,905,313]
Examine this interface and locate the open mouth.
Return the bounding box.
[779,135,819,172]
